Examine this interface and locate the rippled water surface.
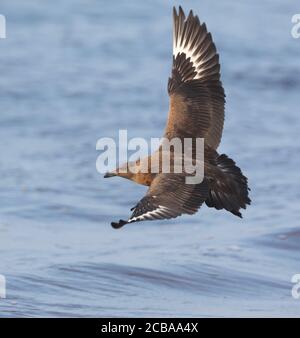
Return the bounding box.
[0,0,300,317]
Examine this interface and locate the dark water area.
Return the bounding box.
[0,0,300,317]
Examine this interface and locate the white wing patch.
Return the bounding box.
[173,10,217,81]
[173,48,204,81]
[127,205,173,223]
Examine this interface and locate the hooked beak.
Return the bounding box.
[104,171,117,178]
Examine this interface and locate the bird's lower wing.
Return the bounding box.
[111,173,209,228]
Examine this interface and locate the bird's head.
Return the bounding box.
[104,160,138,180]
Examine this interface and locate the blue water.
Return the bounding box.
[0,0,300,317]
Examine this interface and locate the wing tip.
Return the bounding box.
[188,9,194,21]
[111,219,127,229]
[174,6,200,24]
[173,6,177,17]
[171,6,220,82]
[178,5,184,15]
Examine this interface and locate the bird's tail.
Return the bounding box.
[206,154,251,217]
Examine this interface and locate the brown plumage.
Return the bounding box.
[104,6,251,228]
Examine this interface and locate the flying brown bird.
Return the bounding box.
[104,6,251,228]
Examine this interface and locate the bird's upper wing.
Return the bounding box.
[111,173,209,228]
[165,6,225,149]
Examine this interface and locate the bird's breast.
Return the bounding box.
[132,173,155,186]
